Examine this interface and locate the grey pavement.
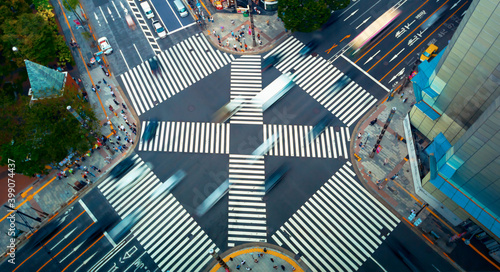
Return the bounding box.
[203,11,288,54]
[207,244,303,272]
[0,0,139,259]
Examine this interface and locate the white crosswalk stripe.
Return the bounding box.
[230,55,263,125]
[227,154,267,247]
[138,121,230,153]
[97,154,218,271]
[120,34,235,116]
[263,124,350,159]
[264,37,378,127]
[271,162,400,272]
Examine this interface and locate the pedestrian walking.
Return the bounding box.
[391,174,399,180]
[68,168,74,175]
[266,19,270,25]
[82,173,87,179]
[403,98,408,103]
[113,99,119,105]
[122,103,127,110]
[254,258,258,263]
[217,35,220,41]
[231,31,234,37]
[220,26,224,32]
[116,135,121,141]
[120,125,125,131]
[96,85,100,90]
[103,78,107,84]
[229,257,233,262]
[226,40,229,47]
[273,266,278,270]
[281,265,286,270]
[241,260,246,265]
[234,44,237,51]
[245,43,248,50]
[236,264,241,270]
[91,86,96,92]
[212,29,216,36]
[57,173,62,180]
[383,158,389,165]
[246,268,252,271]
[370,118,378,125]
[109,105,114,112]
[86,170,96,177]
[270,258,274,262]
[133,122,137,127]
[231,19,235,25]
[259,39,262,45]
[91,166,101,172]
[357,133,362,139]
[400,92,404,99]
[257,33,260,39]
[240,42,243,49]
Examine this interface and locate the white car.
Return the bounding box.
[152,20,167,39]
[98,37,113,55]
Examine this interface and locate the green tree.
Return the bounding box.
[2,13,57,66]
[0,86,99,176]
[278,0,350,32]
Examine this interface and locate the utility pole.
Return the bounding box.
[247,0,257,46]
[369,107,397,158]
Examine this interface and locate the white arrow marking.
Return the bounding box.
[107,7,114,21]
[111,1,121,18]
[60,241,85,263]
[50,227,77,251]
[356,16,371,29]
[364,50,380,65]
[123,246,137,260]
[344,9,359,21]
[120,2,128,14]
[75,252,98,272]
[389,48,405,62]
[450,0,461,10]
[389,68,406,83]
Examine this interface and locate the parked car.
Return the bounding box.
[152,20,167,38]
[148,56,160,76]
[98,37,113,55]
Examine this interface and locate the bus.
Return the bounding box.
[350,9,401,55]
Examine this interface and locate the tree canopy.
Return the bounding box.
[0,86,100,176]
[278,0,350,32]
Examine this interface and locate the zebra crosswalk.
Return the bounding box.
[271,162,400,272]
[264,37,378,127]
[98,154,218,271]
[228,154,267,247]
[263,124,350,159]
[120,34,235,116]
[230,56,263,125]
[138,121,230,154]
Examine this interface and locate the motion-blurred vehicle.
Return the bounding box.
[152,20,167,38]
[420,44,438,62]
[150,170,187,198]
[143,120,159,142]
[299,40,319,56]
[109,156,135,178]
[195,179,229,216]
[252,133,279,156]
[265,164,290,194]
[254,73,295,111]
[125,14,136,30]
[328,75,352,95]
[148,56,160,76]
[213,99,244,123]
[261,54,281,72]
[108,210,141,241]
[309,115,333,142]
[421,5,448,30]
[114,161,153,191]
[98,37,113,55]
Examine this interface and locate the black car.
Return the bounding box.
[265,164,290,194]
[109,156,135,178]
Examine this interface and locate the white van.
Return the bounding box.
[140,1,154,19]
[173,0,189,18]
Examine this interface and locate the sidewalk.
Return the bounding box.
[207,243,303,272]
[0,0,139,258]
[196,4,288,54]
[350,83,499,270]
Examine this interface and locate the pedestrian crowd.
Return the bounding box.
[228,248,296,271]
